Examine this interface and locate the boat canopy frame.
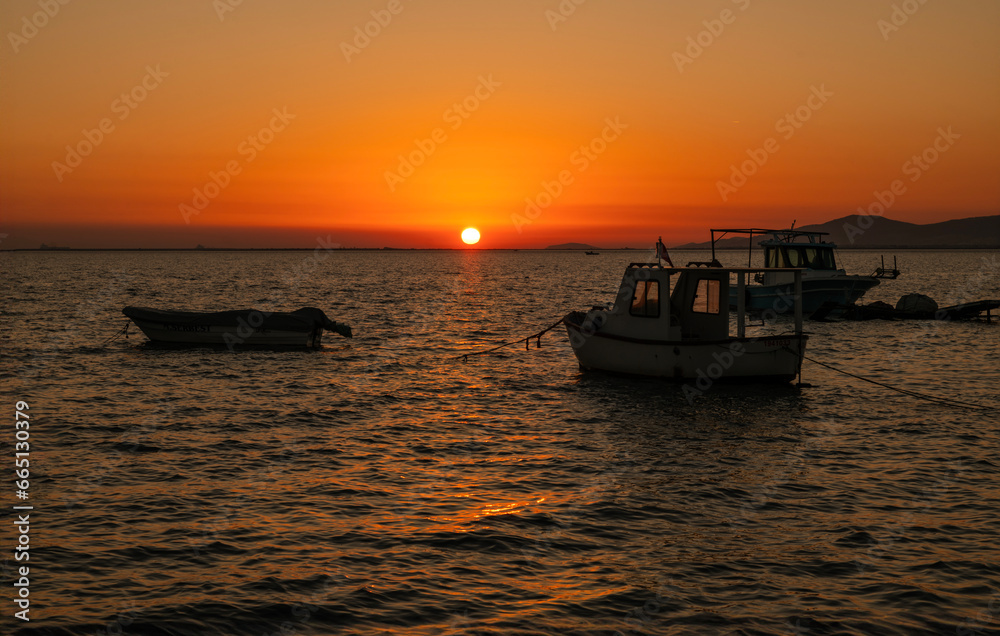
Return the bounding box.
[687,228,834,269]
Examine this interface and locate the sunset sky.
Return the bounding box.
[1,0,998,249]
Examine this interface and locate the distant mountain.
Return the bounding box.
[675,214,999,249]
[546,242,601,250]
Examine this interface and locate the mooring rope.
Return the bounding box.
[459,315,568,362]
[100,321,130,348]
[457,322,991,411]
[802,354,992,411]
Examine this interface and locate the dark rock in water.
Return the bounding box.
[838,300,896,320]
[896,293,937,313]
[815,296,999,321]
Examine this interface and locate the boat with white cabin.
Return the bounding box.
[564,262,807,382]
[691,228,894,314]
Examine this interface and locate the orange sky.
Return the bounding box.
[1,0,998,249]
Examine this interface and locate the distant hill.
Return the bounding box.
[675,214,999,249]
[546,242,601,250]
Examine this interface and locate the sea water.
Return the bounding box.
[1,249,998,635]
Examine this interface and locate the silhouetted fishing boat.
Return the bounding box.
[122,307,352,348]
[691,228,895,313]
[564,262,807,382]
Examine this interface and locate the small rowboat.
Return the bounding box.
[122,306,352,348]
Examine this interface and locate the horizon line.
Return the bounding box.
[4,245,998,253]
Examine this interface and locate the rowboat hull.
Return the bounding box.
[127,319,324,347]
[122,307,349,348]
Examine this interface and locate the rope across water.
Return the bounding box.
[100,321,130,347]
[458,315,569,362]
[801,354,992,411]
[454,314,991,412]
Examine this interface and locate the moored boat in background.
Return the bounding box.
[691,228,894,314]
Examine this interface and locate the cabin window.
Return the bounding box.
[630,280,659,317]
[816,249,835,269]
[691,279,721,314]
[768,245,836,269]
[767,247,792,268]
[804,248,817,267]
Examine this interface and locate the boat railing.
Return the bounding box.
[627,262,665,268]
[871,254,901,279]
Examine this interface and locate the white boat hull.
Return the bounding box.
[565,319,806,382]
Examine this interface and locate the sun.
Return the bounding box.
[461,227,481,245]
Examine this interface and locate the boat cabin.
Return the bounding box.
[615,265,730,341]
[607,264,803,342]
[760,232,838,271]
[694,228,842,272]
